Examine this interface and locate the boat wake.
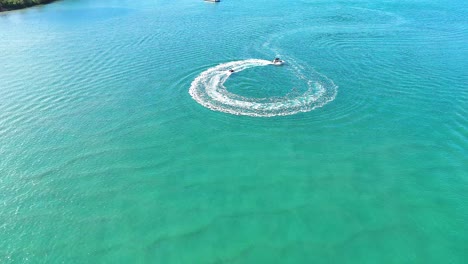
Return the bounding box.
[189,59,337,117]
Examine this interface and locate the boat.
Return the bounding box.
[272,58,284,66]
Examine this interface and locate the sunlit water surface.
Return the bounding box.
[0,0,467,262]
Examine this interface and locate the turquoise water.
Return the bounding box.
[1,0,467,262]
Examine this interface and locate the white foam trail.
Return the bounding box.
[189,59,337,117]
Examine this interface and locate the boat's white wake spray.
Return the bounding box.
[189,58,337,117]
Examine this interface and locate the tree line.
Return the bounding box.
[0,0,56,11]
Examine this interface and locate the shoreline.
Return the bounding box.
[0,0,57,12]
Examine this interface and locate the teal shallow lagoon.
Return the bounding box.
[0,0,467,262]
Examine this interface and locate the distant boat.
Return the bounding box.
[204,0,220,2]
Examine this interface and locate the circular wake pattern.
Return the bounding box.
[189,59,337,117]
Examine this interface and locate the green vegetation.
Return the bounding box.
[0,0,57,11]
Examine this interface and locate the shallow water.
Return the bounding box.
[0,0,467,262]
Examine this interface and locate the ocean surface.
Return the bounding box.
[1,0,467,262]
